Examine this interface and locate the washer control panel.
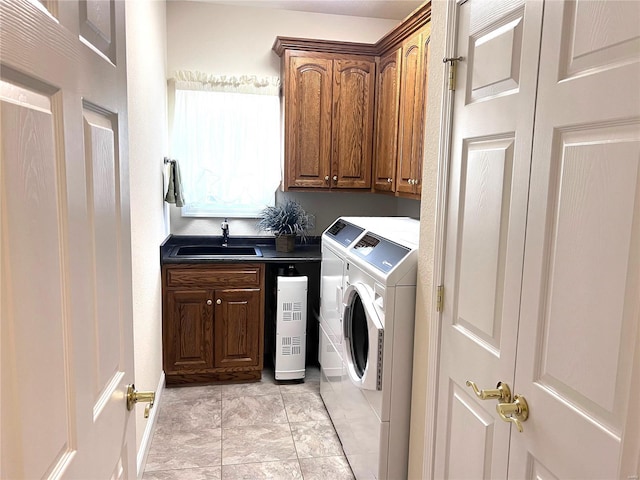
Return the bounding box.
[352,233,410,273]
[325,219,364,247]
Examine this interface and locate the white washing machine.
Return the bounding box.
[319,217,419,480]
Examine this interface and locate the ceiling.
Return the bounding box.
[195,0,424,20]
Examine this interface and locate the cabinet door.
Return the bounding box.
[164,289,214,374]
[332,57,376,189]
[214,288,263,368]
[397,27,429,196]
[285,54,333,189]
[373,48,402,192]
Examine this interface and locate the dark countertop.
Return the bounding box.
[161,234,321,265]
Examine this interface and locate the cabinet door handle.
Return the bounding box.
[206,299,212,306]
[324,175,329,182]
[216,299,222,305]
[332,175,338,182]
[387,178,392,183]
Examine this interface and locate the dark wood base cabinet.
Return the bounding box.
[162,264,265,386]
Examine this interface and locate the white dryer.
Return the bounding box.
[319,217,420,480]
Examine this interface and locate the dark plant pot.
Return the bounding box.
[275,234,296,252]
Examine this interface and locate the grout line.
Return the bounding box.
[148,368,331,479]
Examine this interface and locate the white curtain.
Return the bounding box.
[171,71,281,217]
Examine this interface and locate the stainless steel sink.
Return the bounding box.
[172,245,262,257]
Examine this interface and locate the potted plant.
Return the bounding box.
[257,200,311,252]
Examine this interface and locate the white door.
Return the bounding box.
[433,0,543,477]
[1,0,136,478]
[434,0,640,478]
[509,1,640,477]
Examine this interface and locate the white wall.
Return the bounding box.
[167,1,401,76]
[407,2,447,478]
[166,1,420,236]
[125,0,168,473]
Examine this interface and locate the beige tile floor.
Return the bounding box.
[143,366,355,480]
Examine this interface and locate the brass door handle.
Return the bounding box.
[126,384,156,418]
[496,395,529,432]
[466,380,512,403]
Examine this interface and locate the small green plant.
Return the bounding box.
[257,200,311,240]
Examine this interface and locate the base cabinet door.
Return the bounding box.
[162,263,265,385]
[164,289,214,374]
[214,288,263,368]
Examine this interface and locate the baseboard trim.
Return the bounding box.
[136,372,165,479]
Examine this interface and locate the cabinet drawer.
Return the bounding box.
[165,265,263,288]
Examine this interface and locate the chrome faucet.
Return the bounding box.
[221,218,229,246]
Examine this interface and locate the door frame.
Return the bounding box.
[420,0,469,477]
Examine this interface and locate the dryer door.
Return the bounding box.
[343,283,383,391]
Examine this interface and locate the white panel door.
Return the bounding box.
[433,1,543,477]
[434,1,640,478]
[0,0,135,478]
[510,1,640,477]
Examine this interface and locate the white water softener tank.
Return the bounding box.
[274,275,308,380]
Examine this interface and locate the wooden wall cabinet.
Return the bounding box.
[274,2,432,197]
[373,25,431,198]
[395,26,430,198]
[372,47,402,192]
[282,51,376,190]
[162,264,264,386]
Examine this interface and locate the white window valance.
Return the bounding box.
[172,70,281,96]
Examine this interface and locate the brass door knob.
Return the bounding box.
[126,384,156,418]
[466,380,512,403]
[496,395,529,432]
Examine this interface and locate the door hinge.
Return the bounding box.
[443,56,463,91]
[436,285,444,312]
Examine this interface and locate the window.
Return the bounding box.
[171,72,281,217]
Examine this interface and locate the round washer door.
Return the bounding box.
[342,283,383,391]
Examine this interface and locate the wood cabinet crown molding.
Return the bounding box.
[272,1,431,57]
[272,37,377,57]
[375,1,431,54]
